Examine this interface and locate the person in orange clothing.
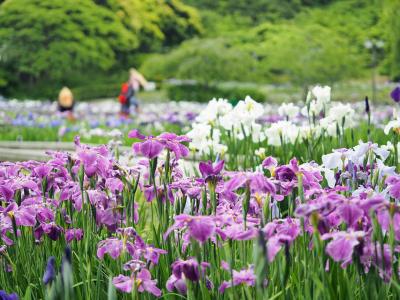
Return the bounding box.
[119,68,148,117]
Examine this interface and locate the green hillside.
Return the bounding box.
[0,0,398,100]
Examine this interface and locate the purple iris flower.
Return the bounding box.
[113,269,162,296]
[263,218,301,262]
[3,203,36,227]
[216,224,258,241]
[172,258,201,281]
[386,176,400,199]
[221,174,247,201]
[158,132,191,159]
[262,156,278,170]
[199,160,224,180]
[8,176,38,193]
[377,211,400,241]
[43,256,56,285]
[129,129,190,160]
[248,173,276,194]
[123,259,146,272]
[33,164,52,179]
[322,231,365,268]
[0,185,14,202]
[42,222,63,241]
[143,246,168,264]
[86,190,108,206]
[97,227,145,260]
[166,274,187,295]
[170,178,203,199]
[65,228,84,243]
[77,150,98,177]
[95,207,120,230]
[275,165,296,182]
[167,258,211,294]
[97,237,139,260]
[0,290,19,300]
[76,144,113,178]
[218,266,256,293]
[164,214,216,244]
[222,172,276,201]
[128,129,146,140]
[143,184,174,203]
[391,86,400,103]
[132,138,164,160]
[105,178,124,193]
[337,200,364,228]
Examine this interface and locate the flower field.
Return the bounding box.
[0,100,200,145]
[2,86,400,299]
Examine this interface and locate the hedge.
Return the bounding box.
[72,83,121,101]
[166,83,266,104]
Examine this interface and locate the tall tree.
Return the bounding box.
[108,0,203,51]
[384,0,400,80]
[0,0,136,86]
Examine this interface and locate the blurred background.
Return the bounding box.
[0,0,398,103]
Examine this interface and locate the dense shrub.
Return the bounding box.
[72,83,121,101]
[106,0,203,51]
[183,0,335,24]
[141,38,259,84]
[0,0,135,85]
[0,0,202,98]
[383,0,400,80]
[143,0,387,86]
[166,83,265,103]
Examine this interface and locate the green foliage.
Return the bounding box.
[183,0,336,24]
[0,0,202,99]
[0,0,394,99]
[0,0,136,85]
[383,0,400,80]
[3,69,127,100]
[106,0,203,52]
[145,0,384,88]
[141,38,258,84]
[72,83,122,101]
[166,83,265,103]
[255,23,362,86]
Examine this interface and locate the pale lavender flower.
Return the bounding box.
[219,266,256,293]
[113,269,162,296]
[65,228,84,243]
[322,231,365,268]
[164,214,216,243]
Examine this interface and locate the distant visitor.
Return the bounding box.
[119,68,148,117]
[58,86,75,119]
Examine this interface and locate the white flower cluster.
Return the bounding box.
[187,85,359,153]
[384,119,400,135]
[265,121,299,146]
[273,86,355,143]
[321,141,392,188]
[187,96,266,155]
[278,103,300,119]
[187,98,232,155]
[301,85,331,117]
[319,103,356,136]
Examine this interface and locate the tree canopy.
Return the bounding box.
[105,0,202,51]
[142,0,392,87]
[0,0,137,86]
[0,0,202,94]
[0,0,398,98]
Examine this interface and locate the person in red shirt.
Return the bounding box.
[119,68,148,117]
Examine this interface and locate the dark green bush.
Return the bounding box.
[4,79,122,101]
[72,83,121,101]
[166,83,265,103]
